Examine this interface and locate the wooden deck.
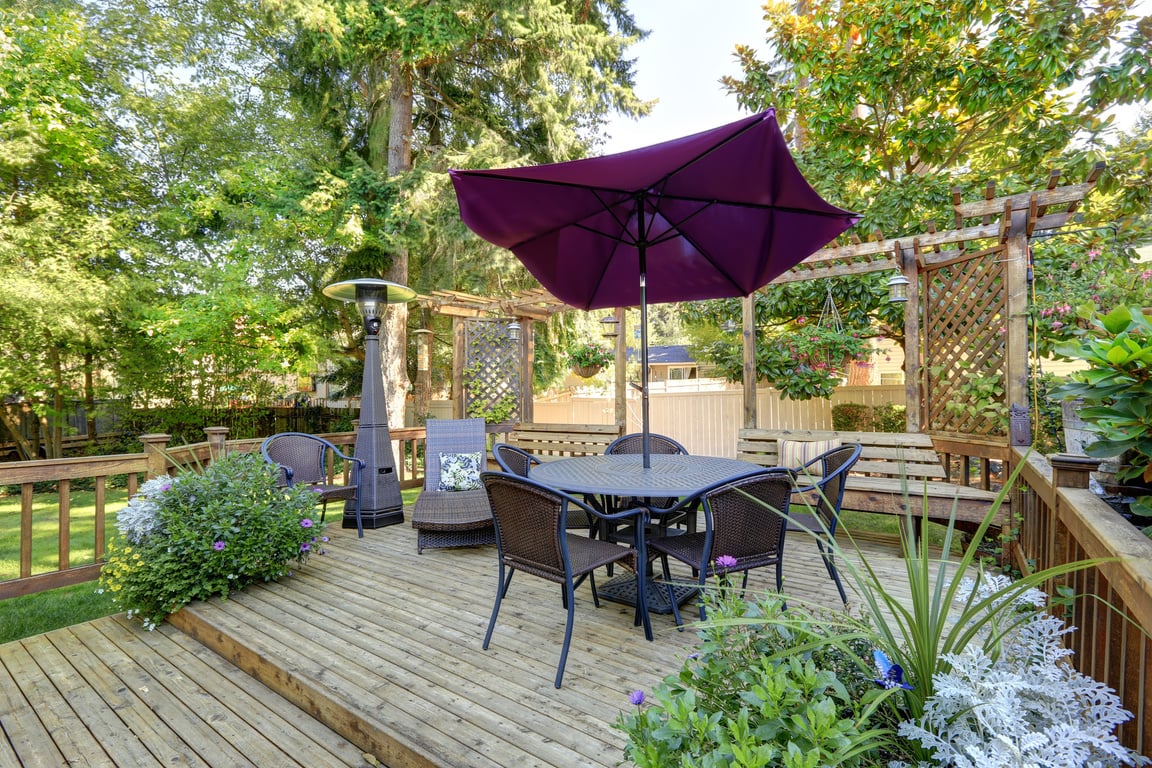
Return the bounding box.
[1,521,923,767]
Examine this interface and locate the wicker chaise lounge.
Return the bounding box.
[410,418,496,554]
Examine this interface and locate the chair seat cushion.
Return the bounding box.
[411,489,493,531]
[778,438,841,477]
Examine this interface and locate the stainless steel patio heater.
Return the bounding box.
[322,278,416,529]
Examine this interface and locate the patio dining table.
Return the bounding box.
[530,453,763,614]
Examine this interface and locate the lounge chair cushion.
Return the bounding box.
[437,451,483,491]
[778,438,841,477]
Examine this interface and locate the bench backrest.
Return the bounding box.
[508,422,623,460]
[737,428,947,481]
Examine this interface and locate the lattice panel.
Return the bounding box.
[463,319,521,424]
[922,248,1007,437]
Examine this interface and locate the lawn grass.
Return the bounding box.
[0,484,426,645]
[0,582,118,644]
[0,487,130,581]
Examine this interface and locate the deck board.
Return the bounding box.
[2,517,930,767]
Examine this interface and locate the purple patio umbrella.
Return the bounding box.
[450,109,859,466]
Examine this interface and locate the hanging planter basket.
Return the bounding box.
[573,364,602,378]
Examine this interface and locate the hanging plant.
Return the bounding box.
[569,341,613,377]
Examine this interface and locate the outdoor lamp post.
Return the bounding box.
[323,278,417,529]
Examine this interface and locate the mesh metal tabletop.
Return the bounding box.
[531,454,762,498]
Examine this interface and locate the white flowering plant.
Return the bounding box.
[897,585,1147,767]
[100,452,328,629]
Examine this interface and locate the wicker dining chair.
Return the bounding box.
[603,432,694,544]
[491,442,539,477]
[492,442,595,533]
[410,418,496,554]
[480,471,651,688]
[648,469,794,628]
[785,443,863,605]
[260,432,365,537]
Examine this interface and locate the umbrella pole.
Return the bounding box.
[640,247,651,469]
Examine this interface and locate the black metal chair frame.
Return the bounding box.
[786,443,863,605]
[480,471,652,688]
[648,468,794,628]
[260,432,365,537]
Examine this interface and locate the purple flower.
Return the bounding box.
[629,690,645,706]
[301,518,314,529]
[715,554,738,570]
[321,536,329,543]
[213,540,226,551]
[301,542,311,552]
[872,650,913,691]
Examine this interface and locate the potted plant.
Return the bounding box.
[1053,305,1152,515]
[569,341,613,377]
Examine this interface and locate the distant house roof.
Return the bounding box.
[627,345,696,365]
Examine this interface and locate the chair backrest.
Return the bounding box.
[698,470,793,573]
[481,472,577,581]
[492,442,539,477]
[606,432,688,456]
[261,432,335,486]
[424,418,487,491]
[800,443,863,531]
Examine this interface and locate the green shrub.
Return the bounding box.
[832,403,874,431]
[872,404,906,433]
[99,452,326,628]
[831,403,906,432]
[616,585,898,767]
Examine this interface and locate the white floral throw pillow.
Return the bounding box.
[437,452,483,491]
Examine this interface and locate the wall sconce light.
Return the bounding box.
[507,320,521,342]
[721,319,738,333]
[887,273,910,303]
[600,315,619,339]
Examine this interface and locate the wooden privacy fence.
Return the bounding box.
[533,385,905,456]
[1009,448,1152,757]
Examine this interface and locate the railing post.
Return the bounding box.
[140,433,172,480]
[204,427,229,461]
[1050,453,1101,489]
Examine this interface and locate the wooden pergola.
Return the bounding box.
[417,163,1104,446]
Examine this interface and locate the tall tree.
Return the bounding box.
[0,0,136,457]
[684,0,1152,397]
[269,0,649,422]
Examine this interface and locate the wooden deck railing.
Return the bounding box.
[0,425,436,599]
[1009,447,1152,757]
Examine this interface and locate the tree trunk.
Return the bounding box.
[0,404,36,461]
[383,58,412,427]
[48,343,64,459]
[84,348,97,440]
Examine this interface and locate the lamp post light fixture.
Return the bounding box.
[887,272,911,303]
[323,278,417,530]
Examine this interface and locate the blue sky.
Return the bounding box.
[600,0,1147,155]
[600,0,767,153]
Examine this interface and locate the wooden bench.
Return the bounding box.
[737,428,1008,529]
[507,422,624,460]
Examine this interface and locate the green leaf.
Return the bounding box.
[1101,305,1133,335]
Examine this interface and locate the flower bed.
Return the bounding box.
[100,452,327,629]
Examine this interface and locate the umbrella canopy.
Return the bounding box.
[449,109,860,465]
